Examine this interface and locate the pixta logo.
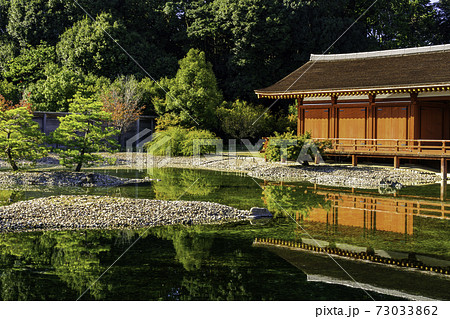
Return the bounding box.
[126,130,324,173]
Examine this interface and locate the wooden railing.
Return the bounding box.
[314,138,450,156]
[322,193,450,220]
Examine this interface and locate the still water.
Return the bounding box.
[0,168,449,300]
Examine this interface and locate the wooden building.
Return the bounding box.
[255,45,450,177]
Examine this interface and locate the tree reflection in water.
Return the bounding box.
[150,169,218,200]
[262,183,331,218]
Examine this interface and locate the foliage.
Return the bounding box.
[0,38,18,77]
[263,184,330,218]
[51,95,119,171]
[363,0,439,49]
[181,129,220,156]
[438,0,450,43]
[0,96,47,171]
[5,0,76,46]
[56,13,129,78]
[0,0,446,113]
[264,131,330,163]
[0,79,21,104]
[216,99,274,139]
[138,77,163,116]
[26,69,110,112]
[156,49,223,130]
[184,0,368,101]
[145,126,219,157]
[24,64,82,112]
[101,75,144,138]
[274,113,297,135]
[1,43,56,89]
[150,169,218,200]
[154,113,183,132]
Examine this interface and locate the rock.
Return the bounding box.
[249,207,272,219]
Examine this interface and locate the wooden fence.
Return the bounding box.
[32,111,156,149]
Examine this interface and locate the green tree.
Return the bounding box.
[56,13,129,78]
[24,65,110,112]
[363,0,439,49]
[1,43,56,89]
[217,99,275,139]
[52,95,119,172]
[138,77,165,116]
[0,79,21,104]
[0,37,18,76]
[438,0,450,43]
[6,0,76,46]
[156,48,223,130]
[24,64,83,112]
[0,97,47,171]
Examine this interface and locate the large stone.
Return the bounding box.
[249,207,272,219]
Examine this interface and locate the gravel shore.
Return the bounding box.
[104,153,442,189]
[0,171,152,188]
[1,153,443,189]
[0,195,251,233]
[247,165,441,188]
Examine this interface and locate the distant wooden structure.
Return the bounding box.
[255,45,450,178]
[32,111,156,149]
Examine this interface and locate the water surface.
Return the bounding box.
[0,168,448,300]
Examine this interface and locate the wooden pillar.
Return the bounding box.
[409,93,420,140]
[394,156,400,169]
[368,94,376,140]
[331,96,338,139]
[297,97,304,136]
[441,180,447,201]
[352,155,357,167]
[441,158,447,181]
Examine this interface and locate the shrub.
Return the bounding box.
[265,131,330,162]
[145,126,219,156]
[154,113,183,132]
[217,99,274,139]
[145,126,186,156]
[181,129,219,156]
[274,113,297,134]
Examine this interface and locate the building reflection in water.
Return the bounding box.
[259,181,450,300]
[263,181,449,238]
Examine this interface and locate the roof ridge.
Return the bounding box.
[310,44,450,61]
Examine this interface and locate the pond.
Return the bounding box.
[0,167,449,301]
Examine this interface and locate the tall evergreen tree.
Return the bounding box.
[155,49,223,131]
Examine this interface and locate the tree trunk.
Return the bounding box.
[6,148,18,171]
[75,148,85,172]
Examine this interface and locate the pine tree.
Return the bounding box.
[52,95,119,172]
[0,96,47,171]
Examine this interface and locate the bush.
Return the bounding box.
[265,131,330,162]
[145,126,219,156]
[154,113,183,132]
[274,113,297,134]
[181,129,219,156]
[217,99,275,139]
